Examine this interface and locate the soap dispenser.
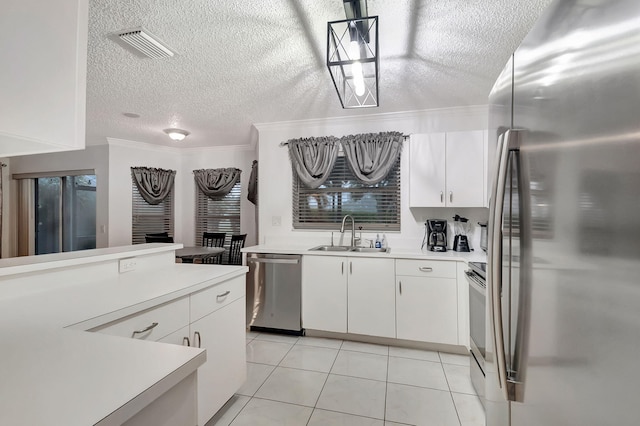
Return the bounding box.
[375,234,381,248]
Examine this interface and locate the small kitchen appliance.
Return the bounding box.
[426,219,447,252]
[453,215,471,252]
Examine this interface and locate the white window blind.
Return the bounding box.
[293,156,401,231]
[131,179,174,244]
[195,182,241,246]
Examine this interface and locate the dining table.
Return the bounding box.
[175,247,225,263]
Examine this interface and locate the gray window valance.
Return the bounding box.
[287,136,340,189]
[247,160,258,205]
[340,131,404,185]
[130,166,176,205]
[194,168,242,198]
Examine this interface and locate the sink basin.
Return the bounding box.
[309,245,352,252]
[350,247,389,253]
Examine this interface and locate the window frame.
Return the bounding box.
[131,179,174,244]
[292,155,401,231]
[194,181,241,247]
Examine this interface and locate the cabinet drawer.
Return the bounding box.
[395,259,457,278]
[91,297,189,341]
[190,276,245,323]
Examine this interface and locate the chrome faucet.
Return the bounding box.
[340,215,356,247]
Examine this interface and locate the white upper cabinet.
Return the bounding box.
[409,131,487,207]
[0,0,88,157]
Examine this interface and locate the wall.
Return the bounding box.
[107,139,182,247]
[255,105,490,251]
[7,145,109,252]
[3,140,257,255]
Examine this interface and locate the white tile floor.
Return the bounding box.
[206,332,485,426]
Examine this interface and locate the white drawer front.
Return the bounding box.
[190,276,245,323]
[395,259,457,278]
[91,297,189,341]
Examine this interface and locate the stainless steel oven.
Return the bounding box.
[466,261,486,404]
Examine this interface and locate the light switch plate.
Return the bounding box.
[119,258,137,273]
[272,216,282,226]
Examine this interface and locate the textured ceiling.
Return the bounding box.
[86,0,553,148]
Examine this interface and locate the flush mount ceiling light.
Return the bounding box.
[163,128,190,141]
[327,0,379,108]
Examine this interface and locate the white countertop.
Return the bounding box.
[242,244,487,263]
[0,252,247,426]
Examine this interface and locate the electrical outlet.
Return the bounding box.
[119,258,137,273]
[272,216,282,226]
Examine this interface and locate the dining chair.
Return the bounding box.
[226,234,246,265]
[202,232,226,264]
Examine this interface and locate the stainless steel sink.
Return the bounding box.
[308,245,389,253]
[309,245,352,252]
[350,247,389,253]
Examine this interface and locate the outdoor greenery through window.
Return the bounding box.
[195,181,241,246]
[293,156,400,230]
[132,179,174,244]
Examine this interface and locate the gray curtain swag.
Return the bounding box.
[193,168,242,199]
[247,160,258,205]
[340,131,404,185]
[287,136,340,189]
[130,166,176,205]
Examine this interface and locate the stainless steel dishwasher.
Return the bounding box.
[246,253,303,335]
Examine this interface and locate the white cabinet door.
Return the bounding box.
[348,258,396,338]
[1,0,87,156]
[302,256,347,333]
[396,276,458,345]
[409,133,447,207]
[190,297,246,426]
[157,325,191,346]
[445,130,486,207]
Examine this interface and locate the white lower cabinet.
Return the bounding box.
[396,259,458,345]
[347,258,396,338]
[302,256,348,333]
[302,255,395,337]
[89,275,247,426]
[190,297,246,425]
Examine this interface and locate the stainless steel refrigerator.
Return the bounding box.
[486,0,640,425]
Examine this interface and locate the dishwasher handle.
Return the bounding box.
[247,257,300,265]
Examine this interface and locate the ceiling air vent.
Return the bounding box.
[110,27,175,59]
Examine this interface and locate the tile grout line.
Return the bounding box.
[306,339,345,425]
[440,356,464,426]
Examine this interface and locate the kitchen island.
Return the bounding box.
[0,244,247,426]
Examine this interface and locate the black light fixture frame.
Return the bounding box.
[327,16,379,108]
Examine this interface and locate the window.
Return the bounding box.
[195,181,241,246]
[293,156,400,230]
[15,171,97,255]
[132,179,174,244]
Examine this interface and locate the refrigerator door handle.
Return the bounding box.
[489,129,517,401]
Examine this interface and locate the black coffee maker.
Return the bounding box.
[426,219,447,252]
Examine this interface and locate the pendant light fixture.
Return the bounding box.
[327,0,379,108]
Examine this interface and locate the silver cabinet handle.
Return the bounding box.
[194,331,201,348]
[419,267,433,272]
[131,322,158,337]
[350,261,352,274]
[217,290,231,299]
[440,191,444,203]
[341,261,344,275]
[449,191,453,203]
[399,281,402,295]
[183,336,190,346]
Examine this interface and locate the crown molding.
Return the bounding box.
[253,105,489,132]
